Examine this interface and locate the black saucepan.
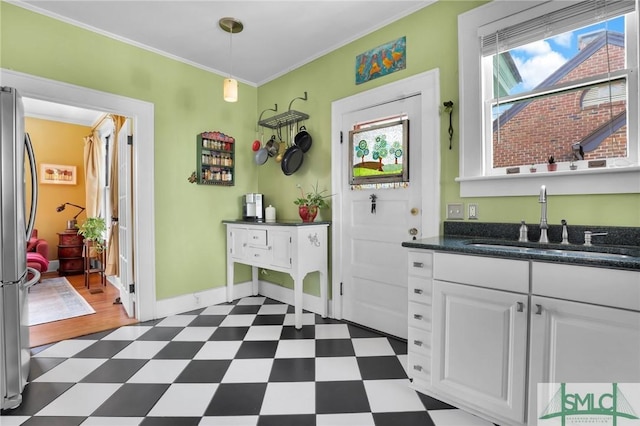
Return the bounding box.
[294,125,312,153]
[281,144,303,175]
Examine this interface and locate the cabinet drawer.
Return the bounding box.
[408,326,431,353]
[434,252,529,293]
[408,250,433,278]
[248,229,267,246]
[246,246,271,263]
[409,300,431,331]
[532,262,640,311]
[409,276,432,304]
[407,351,431,383]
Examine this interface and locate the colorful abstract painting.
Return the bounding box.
[349,118,409,185]
[355,36,406,85]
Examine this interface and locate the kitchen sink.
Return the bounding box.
[465,242,639,260]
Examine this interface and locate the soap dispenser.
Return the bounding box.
[518,220,529,242]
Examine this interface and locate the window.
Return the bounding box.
[458,0,639,197]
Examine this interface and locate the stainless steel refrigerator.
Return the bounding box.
[0,86,40,410]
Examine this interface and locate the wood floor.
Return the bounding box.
[29,272,138,348]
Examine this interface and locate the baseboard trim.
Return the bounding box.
[155,280,329,320]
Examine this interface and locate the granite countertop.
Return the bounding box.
[223,220,331,226]
[402,222,640,271]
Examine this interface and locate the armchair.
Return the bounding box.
[27,229,49,282]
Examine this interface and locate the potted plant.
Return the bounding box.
[529,164,537,173]
[547,155,557,171]
[294,182,331,222]
[77,217,107,253]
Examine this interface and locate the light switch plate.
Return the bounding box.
[447,203,464,220]
[468,203,479,220]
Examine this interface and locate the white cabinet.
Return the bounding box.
[408,249,640,426]
[431,253,529,425]
[407,250,433,390]
[225,222,329,329]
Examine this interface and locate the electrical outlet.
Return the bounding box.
[469,203,479,220]
[447,203,464,220]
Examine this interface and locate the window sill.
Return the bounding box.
[457,166,640,197]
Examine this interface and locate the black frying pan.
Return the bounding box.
[281,144,303,175]
[294,126,312,153]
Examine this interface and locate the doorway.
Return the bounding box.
[331,70,441,338]
[3,69,157,325]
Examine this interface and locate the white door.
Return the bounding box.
[117,119,134,316]
[432,280,528,424]
[340,96,421,338]
[332,71,440,339]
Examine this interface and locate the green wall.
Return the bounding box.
[1,2,257,300]
[2,0,638,303]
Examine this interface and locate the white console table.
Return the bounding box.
[223,221,330,329]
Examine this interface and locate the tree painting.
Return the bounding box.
[372,135,389,170]
[349,118,409,185]
[355,140,369,163]
[391,141,403,164]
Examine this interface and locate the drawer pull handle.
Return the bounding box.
[413,288,423,294]
[413,340,423,346]
[413,365,423,372]
[413,314,423,320]
[535,304,543,315]
[412,262,424,268]
[516,302,524,312]
[254,254,260,257]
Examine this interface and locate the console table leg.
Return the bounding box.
[226,261,234,303]
[251,266,259,296]
[294,277,303,329]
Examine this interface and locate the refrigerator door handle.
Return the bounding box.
[25,267,40,289]
[25,133,38,240]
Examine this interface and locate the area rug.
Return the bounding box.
[28,277,96,326]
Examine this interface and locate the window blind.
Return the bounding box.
[480,0,635,56]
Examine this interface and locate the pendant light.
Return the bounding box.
[219,17,243,103]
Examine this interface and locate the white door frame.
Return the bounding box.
[330,69,441,319]
[2,68,157,322]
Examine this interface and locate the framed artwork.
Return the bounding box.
[40,163,77,185]
[349,118,409,185]
[355,36,406,85]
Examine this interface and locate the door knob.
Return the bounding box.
[409,228,418,236]
[411,208,419,216]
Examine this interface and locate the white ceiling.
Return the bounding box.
[14,0,433,86]
[14,0,433,124]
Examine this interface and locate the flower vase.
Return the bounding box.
[547,163,557,171]
[298,205,318,222]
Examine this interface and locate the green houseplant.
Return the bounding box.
[77,217,107,253]
[294,183,332,222]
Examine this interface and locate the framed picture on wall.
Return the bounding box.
[349,118,409,185]
[40,163,77,185]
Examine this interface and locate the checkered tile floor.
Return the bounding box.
[2,296,495,425]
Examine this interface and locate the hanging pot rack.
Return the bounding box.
[258,92,309,130]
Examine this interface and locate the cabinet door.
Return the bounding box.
[432,280,527,424]
[228,227,247,261]
[269,230,291,269]
[528,296,640,425]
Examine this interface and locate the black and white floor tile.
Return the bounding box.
[2,296,495,426]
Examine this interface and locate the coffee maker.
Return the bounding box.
[242,193,264,222]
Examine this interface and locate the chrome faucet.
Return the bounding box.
[539,185,549,243]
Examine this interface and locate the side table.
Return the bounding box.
[83,240,106,293]
[57,230,84,275]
